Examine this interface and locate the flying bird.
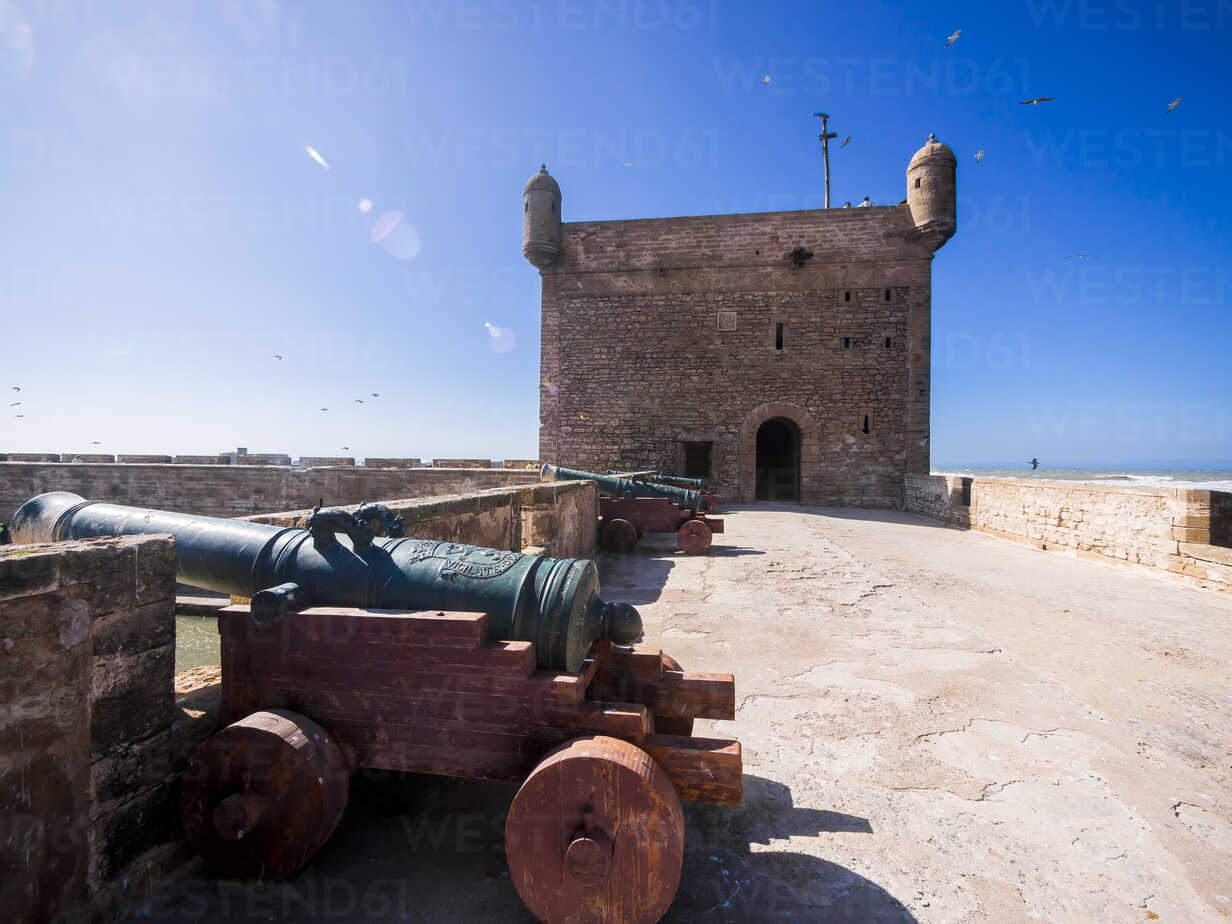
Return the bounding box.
[1064,253,1097,260]
[305,145,330,169]
[840,136,851,147]
[10,386,19,391]
[354,399,364,403]
[91,441,101,445]
[624,162,633,167]
[320,407,328,412]
[945,29,961,46]
[370,393,379,397]
[762,75,771,85]
[9,401,18,406]
[15,414,24,418]
[1020,97,1055,105]
[975,149,985,162]
[273,354,282,360]
[1166,97,1182,113]
[341,446,349,451]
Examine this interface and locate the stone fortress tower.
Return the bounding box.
[524,136,956,507]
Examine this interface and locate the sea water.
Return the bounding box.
[933,467,1232,492]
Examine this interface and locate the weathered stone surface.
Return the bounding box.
[90,644,175,757]
[906,475,1232,593]
[88,782,176,890]
[535,198,946,506]
[91,599,175,656]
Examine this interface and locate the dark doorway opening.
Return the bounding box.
[755,418,800,501]
[682,441,713,480]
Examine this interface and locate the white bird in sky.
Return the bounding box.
[1065,253,1098,261]
[945,29,961,47]
[975,149,986,162]
[762,75,771,84]
[305,145,330,169]
[1166,97,1182,113]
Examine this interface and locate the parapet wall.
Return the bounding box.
[904,475,1232,593]
[241,480,598,560]
[0,534,216,922]
[0,463,542,523]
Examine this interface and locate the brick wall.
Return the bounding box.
[537,205,943,506]
[0,463,540,523]
[0,535,215,922]
[904,474,1232,593]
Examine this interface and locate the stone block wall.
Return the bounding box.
[904,474,1232,593]
[0,463,541,523]
[1,534,213,922]
[538,205,943,507]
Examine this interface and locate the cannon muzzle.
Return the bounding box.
[541,464,713,513]
[11,492,641,672]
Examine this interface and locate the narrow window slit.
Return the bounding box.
[775,322,783,350]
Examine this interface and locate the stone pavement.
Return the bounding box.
[134,506,1232,922]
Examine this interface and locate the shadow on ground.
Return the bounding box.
[133,772,913,923]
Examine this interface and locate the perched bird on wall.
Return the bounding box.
[1020,97,1055,105]
[856,196,871,207]
[840,136,851,147]
[975,149,986,162]
[945,29,961,46]
[1166,97,1182,113]
[842,201,852,208]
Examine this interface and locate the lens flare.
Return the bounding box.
[305,145,330,169]
[369,210,421,260]
[484,322,516,354]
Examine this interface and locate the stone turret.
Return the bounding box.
[522,165,562,269]
[906,133,957,247]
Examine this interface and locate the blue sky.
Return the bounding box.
[1,0,1228,466]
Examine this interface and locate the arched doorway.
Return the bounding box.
[755,417,800,501]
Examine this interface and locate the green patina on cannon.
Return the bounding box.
[607,470,710,490]
[542,463,713,513]
[10,491,640,671]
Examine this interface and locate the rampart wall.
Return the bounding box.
[904,474,1232,593]
[0,462,542,524]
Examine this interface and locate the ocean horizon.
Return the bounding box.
[932,467,1232,492]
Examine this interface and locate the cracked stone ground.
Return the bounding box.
[135,506,1232,923]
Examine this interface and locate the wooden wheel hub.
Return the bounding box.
[565,824,614,886]
[506,735,685,923]
[212,790,265,841]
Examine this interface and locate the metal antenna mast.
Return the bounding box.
[814,112,836,208]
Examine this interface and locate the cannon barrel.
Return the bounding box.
[607,470,709,490]
[541,464,711,513]
[10,492,641,672]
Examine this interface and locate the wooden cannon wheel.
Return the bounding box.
[601,517,639,553]
[675,518,713,555]
[180,709,350,880]
[505,735,685,923]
